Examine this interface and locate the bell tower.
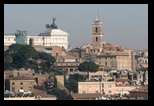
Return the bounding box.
[92,16,103,49]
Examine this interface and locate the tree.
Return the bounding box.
[4,44,56,73]
[8,44,22,54]
[65,79,78,93]
[64,74,86,93]
[17,45,38,60]
[5,44,39,69]
[4,55,13,70]
[38,52,56,65]
[54,78,58,89]
[13,53,25,68]
[54,89,68,100]
[78,61,99,80]
[138,67,148,72]
[78,61,99,72]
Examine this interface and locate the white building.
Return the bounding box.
[4,34,16,46]
[4,18,69,50]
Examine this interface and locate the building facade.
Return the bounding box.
[9,76,37,92]
[78,82,101,94]
[4,19,69,50]
[78,81,116,95]
[129,85,148,100]
[96,50,136,72]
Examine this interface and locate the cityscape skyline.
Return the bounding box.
[4,4,148,50]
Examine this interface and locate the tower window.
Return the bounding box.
[96,27,98,33]
[96,37,98,42]
[105,62,107,65]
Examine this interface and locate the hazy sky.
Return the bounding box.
[4,4,148,50]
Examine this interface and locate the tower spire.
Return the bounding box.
[96,9,99,21]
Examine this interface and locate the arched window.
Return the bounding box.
[29,38,34,45]
[96,37,98,42]
[56,52,58,57]
[96,27,98,33]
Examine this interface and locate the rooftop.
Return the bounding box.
[70,93,103,99]
[56,55,77,60]
[115,78,130,82]
[33,88,56,98]
[10,76,37,80]
[97,51,129,57]
[130,85,148,93]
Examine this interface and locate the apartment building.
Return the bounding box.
[78,81,115,95]
[129,85,148,100]
[96,50,136,72]
[9,76,37,92]
[53,55,80,74]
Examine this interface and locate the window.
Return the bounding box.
[102,89,104,93]
[108,85,112,88]
[96,85,98,88]
[99,62,101,64]
[21,87,23,89]
[8,38,10,41]
[96,27,98,33]
[108,90,112,94]
[70,68,73,72]
[105,62,107,65]
[83,86,85,88]
[96,90,98,93]
[56,52,58,57]
[90,85,91,88]
[100,68,103,71]
[96,37,98,42]
[142,95,144,100]
[82,91,86,94]
[12,82,15,85]
[110,62,112,67]
[102,83,104,87]
[20,82,23,85]
[74,69,78,72]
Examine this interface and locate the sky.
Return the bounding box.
[4,4,148,50]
